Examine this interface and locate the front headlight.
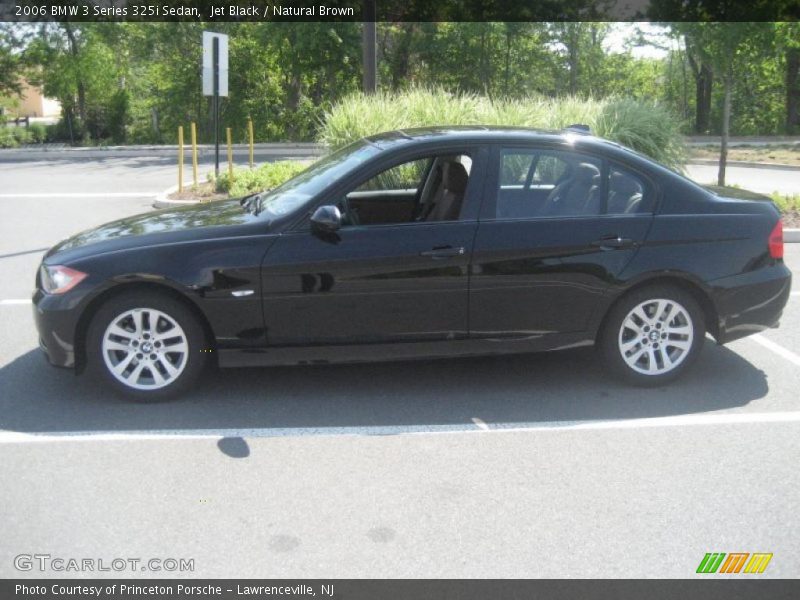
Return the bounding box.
[40,265,88,294]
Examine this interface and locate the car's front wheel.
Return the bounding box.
[86,291,209,400]
[599,285,705,386]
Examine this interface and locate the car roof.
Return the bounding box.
[364,126,642,161]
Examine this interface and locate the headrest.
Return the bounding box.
[444,161,469,195]
[575,162,601,184]
[610,171,643,196]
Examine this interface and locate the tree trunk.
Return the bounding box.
[504,30,512,97]
[686,46,713,134]
[389,23,414,89]
[786,47,800,134]
[568,26,579,95]
[62,24,86,127]
[696,64,713,134]
[718,71,732,187]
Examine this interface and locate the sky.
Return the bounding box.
[603,23,674,59]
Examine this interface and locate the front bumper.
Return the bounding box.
[713,262,792,344]
[32,287,85,369]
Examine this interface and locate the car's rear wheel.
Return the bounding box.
[87,291,209,400]
[599,285,705,386]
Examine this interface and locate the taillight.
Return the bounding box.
[768,220,784,259]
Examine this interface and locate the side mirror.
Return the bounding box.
[310,205,342,233]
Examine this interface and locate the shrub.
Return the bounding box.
[0,125,35,148]
[0,126,18,148]
[211,160,309,197]
[28,122,47,143]
[318,87,687,171]
[45,120,74,143]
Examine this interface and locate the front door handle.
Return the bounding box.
[591,236,635,250]
[420,246,466,259]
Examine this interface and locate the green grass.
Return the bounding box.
[210,160,309,197]
[317,87,687,171]
[690,144,800,167]
[769,191,800,213]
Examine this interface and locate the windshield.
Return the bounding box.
[254,140,381,218]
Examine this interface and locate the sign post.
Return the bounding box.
[202,31,229,177]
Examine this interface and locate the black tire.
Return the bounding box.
[598,284,706,386]
[86,290,210,401]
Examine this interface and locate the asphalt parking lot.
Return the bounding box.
[0,155,798,578]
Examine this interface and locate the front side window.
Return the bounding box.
[496,150,601,219]
[338,153,473,226]
[253,139,381,219]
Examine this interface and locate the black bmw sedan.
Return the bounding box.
[33,127,791,399]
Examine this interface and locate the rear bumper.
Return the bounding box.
[713,262,792,344]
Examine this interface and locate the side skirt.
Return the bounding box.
[217,333,594,368]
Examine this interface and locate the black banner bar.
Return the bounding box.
[1,0,799,22]
[3,580,800,600]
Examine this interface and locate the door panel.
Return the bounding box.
[261,222,477,346]
[469,216,652,337]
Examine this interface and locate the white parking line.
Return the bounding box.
[0,299,31,305]
[2,411,800,444]
[0,192,160,198]
[750,334,800,367]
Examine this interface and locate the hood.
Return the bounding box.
[45,198,265,264]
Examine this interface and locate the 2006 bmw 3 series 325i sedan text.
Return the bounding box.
[33,127,791,400]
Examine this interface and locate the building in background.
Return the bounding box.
[13,80,60,121]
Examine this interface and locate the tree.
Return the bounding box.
[0,25,23,97]
[674,23,772,185]
[777,22,800,134]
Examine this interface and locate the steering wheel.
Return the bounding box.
[340,195,359,226]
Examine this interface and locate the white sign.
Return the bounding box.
[202,31,229,97]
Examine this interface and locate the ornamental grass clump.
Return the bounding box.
[318,87,686,170]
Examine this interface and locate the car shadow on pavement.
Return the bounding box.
[0,342,769,435]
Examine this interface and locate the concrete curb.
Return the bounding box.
[0,142,324,161]
[152,185,191,209]
[686,136,800,145]
[687,159,800,171]
[785,229,800,243]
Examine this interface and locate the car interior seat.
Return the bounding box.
[539,162,601,216]
[419,159,469,222]
[608,171,644,214]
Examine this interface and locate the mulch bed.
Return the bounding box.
[168,182,227,202]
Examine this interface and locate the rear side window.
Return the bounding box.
[607,166,654,214]
[532,155,568,184]
[496,150,601,219]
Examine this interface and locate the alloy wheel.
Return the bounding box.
[617,298,694,375]
[101,307,189,390]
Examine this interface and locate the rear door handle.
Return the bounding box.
[420,246,466,259]
[591,236,635,250]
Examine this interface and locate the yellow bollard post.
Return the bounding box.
[247,117,254,169]
[190,122,198,188]
[226,127,233,183]
[177,125,184,193]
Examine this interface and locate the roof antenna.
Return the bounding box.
[564,124,591,134]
